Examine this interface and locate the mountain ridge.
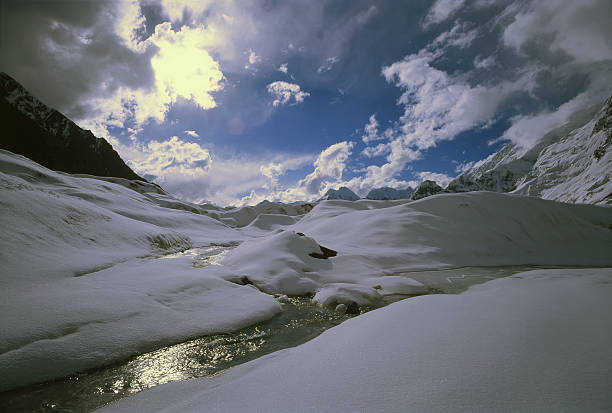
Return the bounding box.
[0,72,143,181]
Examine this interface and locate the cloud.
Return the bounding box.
[381,49,521,151]
[242,141,355,204]
[78,21,224,138]
[497,89,598,150]
[184,130,199,138]
[244,48,261,70]
[129,136,212,178]
[317,56,340,74]
[362,114,382,144]
[159,0,213,22]
[416,171,455,187]
[118,135,314,205]
[422,0,466,28]
[278,63,289,73]
[502,0,612,64]
[267,81,310,107]
[474,55,496,69]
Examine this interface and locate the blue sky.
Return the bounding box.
[1,0,611,205]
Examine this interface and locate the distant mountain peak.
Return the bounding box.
[412,180,443,200]
[0,72,144,181]
[320,186,360,201]
[366,186,414,200]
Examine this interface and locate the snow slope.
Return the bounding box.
[0,150,281,390]
[2,149,612,396]
[448,95,612,204]
[100,268,612,412]
[220,192,612,307]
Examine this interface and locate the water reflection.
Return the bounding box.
[159,241,240,267]
[0,265,541,412]
[0,297,350,413]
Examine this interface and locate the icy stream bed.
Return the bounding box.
[0,264,542,413]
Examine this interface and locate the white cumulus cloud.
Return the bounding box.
[267,81,310,107]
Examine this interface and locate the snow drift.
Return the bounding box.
[99,268,612,412]
[0,151,281,390]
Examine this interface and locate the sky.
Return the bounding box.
[1,0,611,206]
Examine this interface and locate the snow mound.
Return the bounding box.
[222,231,337,295]
[313,283,383,312]
[208,200,313,227]
[244,213,299,231]
[99,268,612,412]
[294,191,612,275]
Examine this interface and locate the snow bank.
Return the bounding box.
[295,192,612,273]
[312,283,382,311]
[222,191,612,307]
[244,213,299,232]
[99,268,612,412]
[0,151,281,390]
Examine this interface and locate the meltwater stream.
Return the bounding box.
[0,251,542,412]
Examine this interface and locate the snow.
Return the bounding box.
[99,268,612,412]
[0,151,281,390]
[220,190,612,309]
[513,98,612,204]
[2,148,612,401]
[448,94,612,204]
[312,283,383,310]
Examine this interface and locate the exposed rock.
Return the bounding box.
[0,72,144,181]
[366,186,414,200]
[411,180,443,200]
[320,186,360,201]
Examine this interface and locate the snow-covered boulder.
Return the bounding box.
[222,230,338,295]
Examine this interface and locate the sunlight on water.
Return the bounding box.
[158,241,240,267]
[0,297,351,413]
[0,263,540,412]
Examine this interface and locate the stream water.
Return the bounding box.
[0,248,543,412]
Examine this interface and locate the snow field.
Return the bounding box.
[99,268,612,412]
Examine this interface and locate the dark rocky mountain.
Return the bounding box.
[320,186,360,201]
[411,180,443,200]
[0,72,143,181]
[366,186,414,200]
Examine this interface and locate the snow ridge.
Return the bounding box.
[447,94,612,204]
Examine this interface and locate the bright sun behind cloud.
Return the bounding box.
[150,23,224,112]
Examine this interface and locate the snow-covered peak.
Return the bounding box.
[366,186,414,200]
[320,186,360,201]
[447,93,612,204]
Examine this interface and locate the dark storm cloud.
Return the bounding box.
[0,0,155,120]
